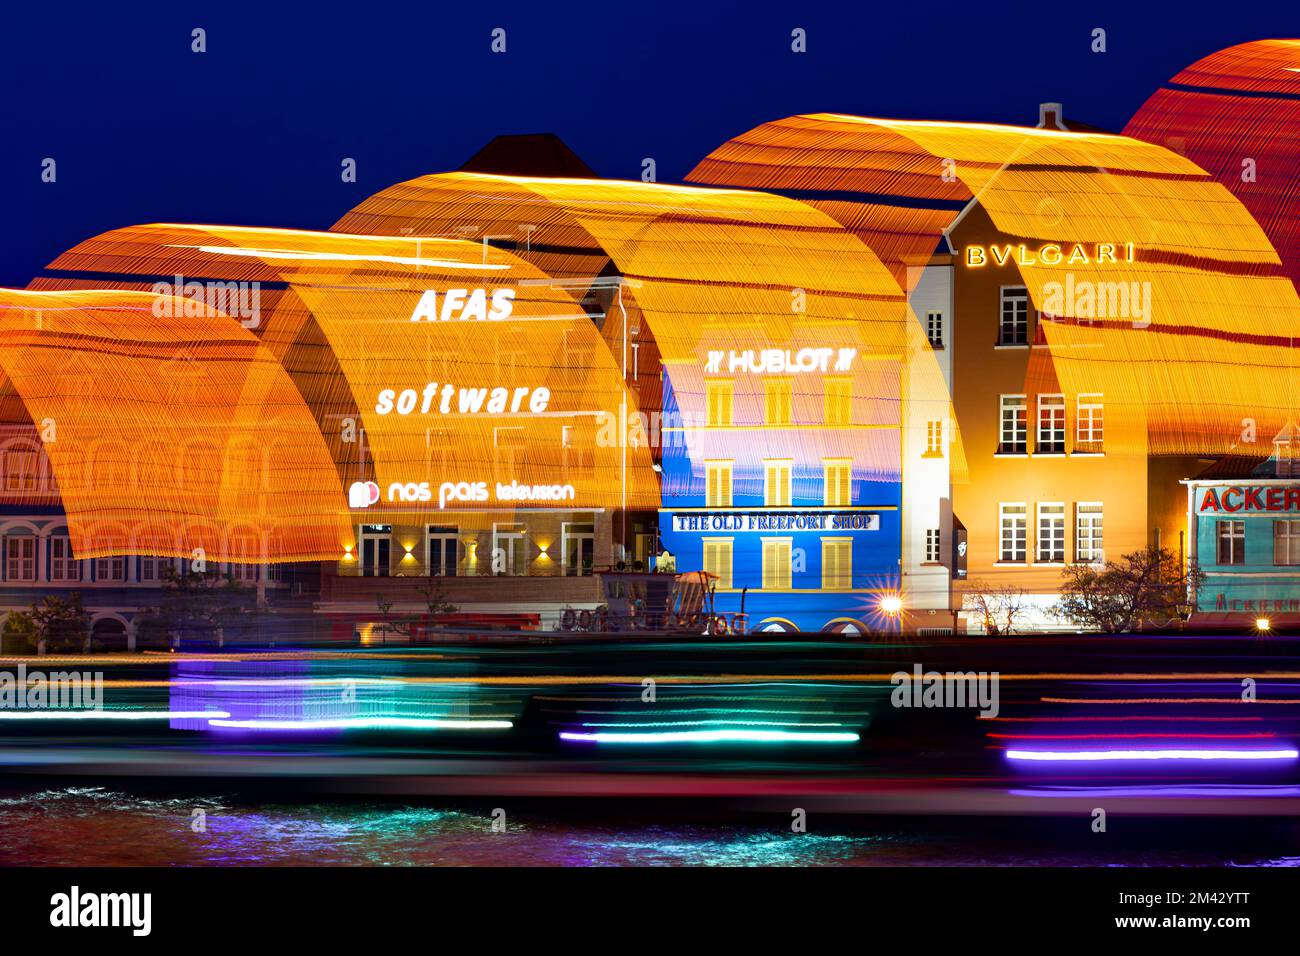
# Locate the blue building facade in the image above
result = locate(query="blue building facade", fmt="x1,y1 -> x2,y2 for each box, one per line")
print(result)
656,340 -> 903,635
1184,433 -> 1300,628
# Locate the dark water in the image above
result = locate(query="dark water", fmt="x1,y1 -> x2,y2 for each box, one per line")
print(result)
2,788 -> 1299,866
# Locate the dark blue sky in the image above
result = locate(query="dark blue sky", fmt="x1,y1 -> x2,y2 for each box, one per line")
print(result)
1,1 -> 1293,287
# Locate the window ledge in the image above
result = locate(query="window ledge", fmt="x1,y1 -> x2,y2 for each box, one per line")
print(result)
993,344 -> 1030,350
993,561 -> 1027,567
1034,562 -> 1066,568
1071,452 -> 1105,458
994,453 -> 1028,459
1032,452 -> 1066,458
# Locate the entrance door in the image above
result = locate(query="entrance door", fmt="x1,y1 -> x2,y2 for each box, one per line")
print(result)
492,523 -> 526,576
563,522 -> 595,576
427,525 -> 458,577
359,524 -> 391,577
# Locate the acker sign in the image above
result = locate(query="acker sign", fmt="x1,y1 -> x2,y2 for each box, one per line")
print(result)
670,511 -> 879,533
1196,485 -> 1300,513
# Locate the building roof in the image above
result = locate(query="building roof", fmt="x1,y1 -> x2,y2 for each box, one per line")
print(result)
460,134 -> 598,178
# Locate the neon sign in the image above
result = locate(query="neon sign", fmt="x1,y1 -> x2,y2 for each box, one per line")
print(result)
409,288 -> 515,322
705,348 -> 857,374
964,243 -> 1135,267
374,383 -> 551,415
671,511 -> 879,532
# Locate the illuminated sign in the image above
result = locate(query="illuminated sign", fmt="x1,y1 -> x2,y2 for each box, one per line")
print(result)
670,511 -> 879,533
705,348 -> 857,374
374,383 -> 550,416
964,243 -> 1135,268
349,479 -> 575,509
409,288 -> 515,322
1197,486 -> 1300,513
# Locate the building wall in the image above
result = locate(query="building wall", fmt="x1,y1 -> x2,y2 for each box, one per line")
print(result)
902,257 -> 956,627
1187,478 -> 1300,622
655,325 -> 903,634
948,206 -> 1152,631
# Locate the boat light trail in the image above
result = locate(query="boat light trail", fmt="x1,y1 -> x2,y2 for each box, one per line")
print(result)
1006,748 -> 1299,762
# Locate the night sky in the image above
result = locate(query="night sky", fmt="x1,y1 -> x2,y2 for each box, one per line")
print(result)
1,0 -> 1294,288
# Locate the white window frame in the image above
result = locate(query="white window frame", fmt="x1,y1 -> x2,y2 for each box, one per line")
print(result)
5,535 -> 37,582
1036,394 -> 1066,454
998,287 -> 1029,346
50,535 -> 81,582
1076,393 -> 1104,449
1274,519 -> 1300,567
1075,503 -> 1104,564
1217,519 -> 1246,566
999,395 -> 1027,454
1037,502 -> 1066,564
999,503 -> 1027,563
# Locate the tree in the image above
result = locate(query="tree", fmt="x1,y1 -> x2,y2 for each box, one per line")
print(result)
1057,547 -> 1203,633
375,579 -> 459,642
138,566 -> 267,646
2,593 -> 91,654
963,580 -> 1028,636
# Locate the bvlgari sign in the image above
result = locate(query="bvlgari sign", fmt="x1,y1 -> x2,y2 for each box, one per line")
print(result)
670,511 -> 879,533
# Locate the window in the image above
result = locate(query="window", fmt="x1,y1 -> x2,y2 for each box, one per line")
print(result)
95,555 -> 126,582
1274,520 -> 1300,566
702,538 -> 733,589
999,287 -> 1029,345
824,378 -> 852,426
705,461 -> 733,507
926,310 -> 944,348
999,504 -> 1027,563
140,555 -> 160,583
822,538 -> 852,590
925,528 -> 941,563
229,562 -> 258,584
427,525 -> 459,576
50,537 -> 80,582
1037,503 -> 1066,563
1076,394 -> 1104,451
1217,520 -> 1245,566
823,459 -> 851,507
705,380 -> 733,427
925,420 -> 944,456
2,447 -> 38,494
998,395 -> 1027,454
1076,503 -> 1104,563
5,535 -> 36,581
764,378 -> 793,426
1036,394 -> 1066,454
762,538 -> 793,590
764,460 -> 792,507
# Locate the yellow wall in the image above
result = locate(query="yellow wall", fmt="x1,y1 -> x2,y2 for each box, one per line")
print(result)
950,207 -> 1153,602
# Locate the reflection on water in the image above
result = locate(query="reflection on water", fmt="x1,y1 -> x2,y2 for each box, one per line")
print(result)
2,788 -> 1299,866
